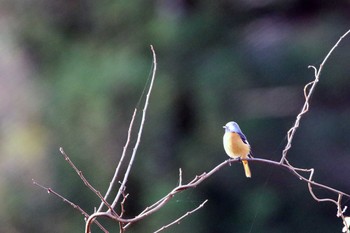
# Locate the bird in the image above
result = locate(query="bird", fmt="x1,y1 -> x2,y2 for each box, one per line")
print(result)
223,121 -> 251,178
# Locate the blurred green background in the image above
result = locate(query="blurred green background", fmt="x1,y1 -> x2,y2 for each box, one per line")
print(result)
0,0 -> 350,232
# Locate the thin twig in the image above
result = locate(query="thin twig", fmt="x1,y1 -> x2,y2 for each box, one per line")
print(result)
120,193 -> 129,218
307,168 -> 338,205
342,216 -> 350,233
118,193 -> 129,233
110,45 -> 157,209
86,212 -> 117,233
97,108 -> 137,212
280,29 -> 350,164
153,199 -> 208,233
250,158 -> 350,198
32,179 -> 89,218
32,180 -> 109,233
336,195 -> 349,233
178,168 -> 183,186
59,147 -> 117,216
278,29 -> 350,232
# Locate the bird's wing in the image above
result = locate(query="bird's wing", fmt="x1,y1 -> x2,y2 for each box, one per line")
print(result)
237,132 -> 249,145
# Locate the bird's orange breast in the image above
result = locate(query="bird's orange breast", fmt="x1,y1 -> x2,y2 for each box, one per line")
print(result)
223,132 -> 250,159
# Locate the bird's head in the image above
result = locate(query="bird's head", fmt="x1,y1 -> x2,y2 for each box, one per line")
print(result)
223,121 -> 242,133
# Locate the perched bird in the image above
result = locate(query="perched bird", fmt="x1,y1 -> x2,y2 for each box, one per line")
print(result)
223,121 -> 251,178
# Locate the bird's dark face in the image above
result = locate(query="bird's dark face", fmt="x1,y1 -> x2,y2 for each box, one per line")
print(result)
223,121 -> 241,133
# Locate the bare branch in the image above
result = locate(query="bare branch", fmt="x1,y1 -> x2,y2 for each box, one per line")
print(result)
250,158 -> 350,198
280,29 -> 350,164
127,157 -> 349,229
118,192 -> 129,233
307,168 -> 338,205
110,45 -> 158,209
178,168 -> 183,186
98,108 -> 137,212
48,154 -> 350,233
278,29 -> 350,231
86,212 -> 117,233
59,147 -> 117,216
86,158 -> 232,233
336,195 -> 349,233
153,199 -> 208,233
342,216 -> 350,233
32,179 -> 109,233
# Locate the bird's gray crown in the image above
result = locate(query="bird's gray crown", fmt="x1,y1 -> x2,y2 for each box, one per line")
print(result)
223,121 -> 242,133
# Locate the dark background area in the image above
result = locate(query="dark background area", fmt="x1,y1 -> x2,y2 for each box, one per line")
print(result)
0,0 -> 349,232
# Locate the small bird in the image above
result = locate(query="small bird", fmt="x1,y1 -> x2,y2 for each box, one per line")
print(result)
223,121 -> 251,178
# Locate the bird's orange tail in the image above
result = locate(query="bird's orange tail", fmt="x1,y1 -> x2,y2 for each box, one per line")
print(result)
242,160 -> 251,178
